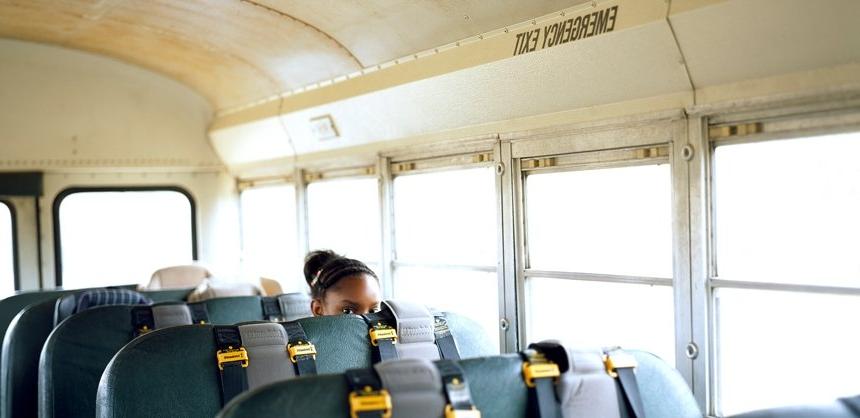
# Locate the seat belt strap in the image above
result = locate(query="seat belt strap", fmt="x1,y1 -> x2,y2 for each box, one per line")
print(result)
261,297 -> 283,321
434,315 -> 460,360
189,303 -> 209,324
282,321 -> 317,376
345,368 -> 392,418
130,306 -> 154,337
362,310 -> 399,363
214,326 -> 249,405
604,349 -> 646,418
520,344 -> 563,418
436,359 -> 481,417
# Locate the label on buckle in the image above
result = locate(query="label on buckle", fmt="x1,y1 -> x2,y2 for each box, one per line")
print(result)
350,390 -> 392,418
522,361 -> 560,387
369,327 -> 398,346
288,342 -> 317,363
216,347 -> 249,370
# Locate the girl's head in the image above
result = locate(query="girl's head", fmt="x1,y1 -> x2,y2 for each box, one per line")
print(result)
303,250 -> 381,316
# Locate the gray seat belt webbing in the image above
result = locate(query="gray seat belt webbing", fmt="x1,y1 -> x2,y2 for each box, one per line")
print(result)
522,342 -> 567,418
604,349 -> 646,418
283,321 -> 317,376
215,326 -> 249,405
436,359 -> 480,416
434,315 -> 460,360
362,309 -> 399,363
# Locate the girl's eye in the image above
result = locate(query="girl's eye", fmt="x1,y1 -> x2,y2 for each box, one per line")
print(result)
341,307 -> 355,315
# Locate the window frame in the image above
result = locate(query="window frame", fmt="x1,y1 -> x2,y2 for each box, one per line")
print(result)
386,151 -> 502,348
516,144 -> 676,363
51,186 -> 198,287
0,199 -> 19,292
701,106 -> 860,415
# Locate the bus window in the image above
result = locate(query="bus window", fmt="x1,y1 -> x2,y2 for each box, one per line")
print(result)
392,167 -> 499,352
524,164 -> 674,363
240,185 -> 299,291
56,189 -> 194,289
0,201 -> 15,297
713,132 -> 860,415
307,177 -> 380,270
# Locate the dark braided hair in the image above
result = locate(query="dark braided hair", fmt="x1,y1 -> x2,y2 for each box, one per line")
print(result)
303,250 -> 378,299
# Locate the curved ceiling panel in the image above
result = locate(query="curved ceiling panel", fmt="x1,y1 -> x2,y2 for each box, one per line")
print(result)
258,0 -> 581,66
0,0 -> 361,110
0,0 -> 584,112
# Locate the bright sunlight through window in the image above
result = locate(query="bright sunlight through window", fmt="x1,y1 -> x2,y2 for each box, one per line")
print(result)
307,178 -> 380,266
240,185 -> 300,292
392,167 -> 499,352
524,163 -> 673,360
58,190 -> 193,289
713,132 -> 860,415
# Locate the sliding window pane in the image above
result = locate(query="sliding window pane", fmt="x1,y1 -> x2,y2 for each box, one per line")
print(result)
393,168 -> 496,266
714,132 -> 860,286
58,190 -> 193,289
525,164 -> 672,277
716,288 -> 860,415
393,266 -> 499,353
240,185 -> 300,291
0,202 -> 14,297
308,178 -> 380,265
526,277 -> 675,363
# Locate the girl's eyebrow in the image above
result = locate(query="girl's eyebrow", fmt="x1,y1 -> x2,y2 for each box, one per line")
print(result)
339,299 -> 358,306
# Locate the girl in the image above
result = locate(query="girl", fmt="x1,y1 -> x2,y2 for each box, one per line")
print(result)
303,250 -> 382,316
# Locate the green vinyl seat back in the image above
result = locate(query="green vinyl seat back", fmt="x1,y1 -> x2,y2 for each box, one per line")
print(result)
1,299 -> 57,418
140,287 -> 194,303
0,290 -> 70,380
96,310 -> 494,418
217,350 -> 702,418
39,296 -> 268,418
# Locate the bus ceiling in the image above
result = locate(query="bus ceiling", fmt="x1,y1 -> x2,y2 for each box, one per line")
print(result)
0,0 -> 858,176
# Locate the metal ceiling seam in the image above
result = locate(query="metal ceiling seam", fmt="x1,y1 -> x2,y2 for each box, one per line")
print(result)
238,0 -> 364,68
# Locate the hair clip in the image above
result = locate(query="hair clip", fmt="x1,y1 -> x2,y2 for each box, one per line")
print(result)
310,269 -> 322,287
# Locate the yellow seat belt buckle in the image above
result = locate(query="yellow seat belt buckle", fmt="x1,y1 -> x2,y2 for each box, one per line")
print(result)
603,351 -> 637,378
287,341 -> 317,363
216,347 -> 250,371
138,324 -> 151,334
522,353 -> 560,388
445,404 -> 481,418
369,325 -> 398,347
349,388 -> 392,418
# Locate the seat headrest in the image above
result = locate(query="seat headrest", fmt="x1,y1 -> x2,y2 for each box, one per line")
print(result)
54,288 -> 152,326
144,265 -> 211,290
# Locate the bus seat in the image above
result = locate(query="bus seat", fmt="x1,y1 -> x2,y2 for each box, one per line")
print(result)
216,349 -> 701,418
261,293 -> 312,321
729,396 -> 860,418
53,288 -> 151,326
0,287 -> 195,418
140,287 -> 194,302
0,290 -> 71,381
0,299 -> 56,418
96,308 -> 493,418
187,280 -> 261,302
38,296 -> 267,418
258,277 -> 283,296
143,264 -> 211,290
